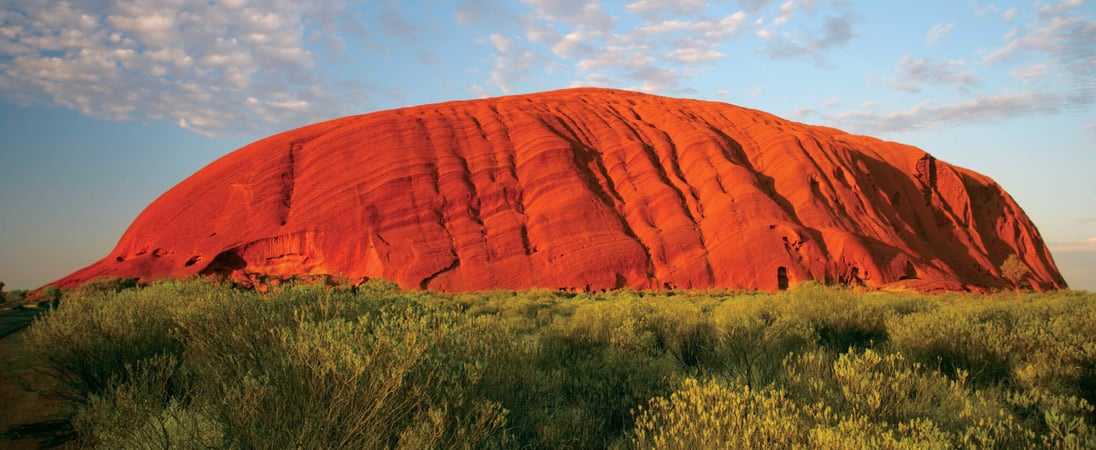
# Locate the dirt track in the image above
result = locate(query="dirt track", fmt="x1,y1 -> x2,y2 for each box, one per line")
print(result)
0,308 -> 45,339
0,309 -> 77,448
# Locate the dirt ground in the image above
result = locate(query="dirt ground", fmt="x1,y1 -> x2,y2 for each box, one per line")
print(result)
0,328 -> 78,448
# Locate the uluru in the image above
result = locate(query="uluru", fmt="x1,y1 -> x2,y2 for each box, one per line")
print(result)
52,88 -> 1065,292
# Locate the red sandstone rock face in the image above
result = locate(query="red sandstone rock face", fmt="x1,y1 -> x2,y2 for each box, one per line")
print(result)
53,88 -> 1066,292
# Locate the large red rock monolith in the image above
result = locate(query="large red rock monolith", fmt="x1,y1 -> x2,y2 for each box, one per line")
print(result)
53,88 -> 1066,292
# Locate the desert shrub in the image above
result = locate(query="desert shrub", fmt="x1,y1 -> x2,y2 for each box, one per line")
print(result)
532,307 -> 679,448
784,348 -> 1037,448
2,288 -> 28,303
808,415 -> 952,450
781,348 -> 841,407
779,281 -> 888,351
559,299 -> 663,353
886,306 -> 1014,386
708,306 -> 816,388
664,317 -> 720,370
1004,292 -> 1096,411
632,378 -> 831,449
182,301 -> 514,449
41,285 -> 63,303
535,345 -> 674,448
1007,388 -> 1095,448
887,290 -> 1096,409
830,350 -> 974,426
356,277 -> 403,294
642,299 -> 733,374
71,354 -> 221,449
28,279 -> 1096,448
26,281 -> 205,402
72,276 -> 140,294
192,316 -> 427,449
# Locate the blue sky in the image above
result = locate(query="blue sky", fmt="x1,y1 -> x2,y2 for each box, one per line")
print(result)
0,0 -> 1093,290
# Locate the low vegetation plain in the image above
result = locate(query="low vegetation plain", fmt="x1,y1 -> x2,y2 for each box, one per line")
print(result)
19,278 -> 1096,448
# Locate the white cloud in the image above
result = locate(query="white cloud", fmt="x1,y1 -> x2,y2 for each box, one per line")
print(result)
519,0 -> 615,32
468,84 -> 491,98
490,33 -> 514,52
625,0 -> 708,18
456,0 -> 518,26
0,0 -> 369,137
925,22 -> 955,46
551,31 -> 599,58
1012,63 -> 1048,80
106,13 -> 178,48
509,2 -> 749,95
983,2 -> 1095,83
483,0 -> 861,100
637,12 -> 748,40
524,18 -> 563,45
570,72 -> 619,88
1037,0 -> 1086,16
968,0 -> 1001,17
486,32 -> 552,94
826,2 -> 1094,138
492,48 -> 546,94
762,13 -> 854,61
892,56 -> 979,92
792,105 -> 814,118
773,0 -> 794,26
736,0 -> 777,12
827,90 -> 1078,134
573,41 -> 686,92
664,46 -> 725,63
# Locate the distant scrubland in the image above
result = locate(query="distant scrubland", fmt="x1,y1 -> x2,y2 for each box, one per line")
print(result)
26,279 -> 1096,448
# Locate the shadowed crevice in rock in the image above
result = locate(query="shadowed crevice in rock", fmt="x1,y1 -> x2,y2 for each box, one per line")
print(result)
198,249 -> 246,278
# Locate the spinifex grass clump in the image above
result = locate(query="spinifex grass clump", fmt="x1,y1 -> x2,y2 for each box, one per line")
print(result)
27,279 -> 1096,449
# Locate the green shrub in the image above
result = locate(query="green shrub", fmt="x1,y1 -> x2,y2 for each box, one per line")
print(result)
534,314 -> 678,448
779,281 -> 888,351
27,283 -> 195,402
809,415 -> 951,450
182,301 -> 515,448
27,280 -> 1096,448
887,290 -> 1096,410
73,276 -> 140,294
709,308 -> 816,388
784,348 -> 1037,448
72,354 -> 220,449
886,306 -> 1014,386
632,378 -> 830,449
1007,387 -> 1095,448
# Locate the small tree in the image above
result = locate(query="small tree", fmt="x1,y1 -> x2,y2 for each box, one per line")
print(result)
0,280 -> 5,303
41,286 -> 62,304
1000,254 -> 1030,295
